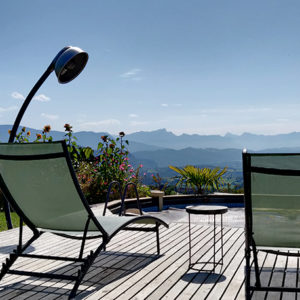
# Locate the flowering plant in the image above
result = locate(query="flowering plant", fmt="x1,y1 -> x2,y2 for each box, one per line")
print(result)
76,132 -> 136,203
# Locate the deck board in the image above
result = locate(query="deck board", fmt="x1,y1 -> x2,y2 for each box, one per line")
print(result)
0,220 -> 299,299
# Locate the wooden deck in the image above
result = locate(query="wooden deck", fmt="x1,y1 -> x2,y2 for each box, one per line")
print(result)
0,216 -> 299,299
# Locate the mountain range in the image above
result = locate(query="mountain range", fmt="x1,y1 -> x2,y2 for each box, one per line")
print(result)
2,125 -> 300,171
2,125 -> 300,151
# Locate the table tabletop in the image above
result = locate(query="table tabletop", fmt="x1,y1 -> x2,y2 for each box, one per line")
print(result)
186,205 -> 228,215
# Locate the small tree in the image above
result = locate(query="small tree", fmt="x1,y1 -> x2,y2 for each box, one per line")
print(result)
169,165 -> 227,195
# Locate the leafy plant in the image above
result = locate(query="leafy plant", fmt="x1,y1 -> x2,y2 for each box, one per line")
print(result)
75,132 -> 141,203
169,165 -> 227,195
151,173 -> 169,191
11,127 -> 31,143
63,123 -> 94,163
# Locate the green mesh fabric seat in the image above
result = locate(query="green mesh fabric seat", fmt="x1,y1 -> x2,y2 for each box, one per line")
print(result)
243,151 -> 300,299
0,141 -> 168,299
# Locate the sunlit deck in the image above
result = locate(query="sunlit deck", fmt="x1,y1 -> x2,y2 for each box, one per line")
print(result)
0,209 -> 298,299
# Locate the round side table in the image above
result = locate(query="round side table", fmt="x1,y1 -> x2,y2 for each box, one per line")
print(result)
186,205 -> 228,271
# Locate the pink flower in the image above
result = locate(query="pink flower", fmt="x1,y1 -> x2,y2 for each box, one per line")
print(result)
128,164 -> 132,167
129,169 -> 134,173
151,174 -> 154,177
143,172 -> 146,176
132,175 -> 136,178
124,157 -> 129,161
140,164 -> 143,168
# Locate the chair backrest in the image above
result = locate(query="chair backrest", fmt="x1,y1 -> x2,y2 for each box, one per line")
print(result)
0,141 -> 104,234
243,152 -> 300,249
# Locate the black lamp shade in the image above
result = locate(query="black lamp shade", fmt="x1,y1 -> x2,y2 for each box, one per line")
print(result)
55,47 -> 88,84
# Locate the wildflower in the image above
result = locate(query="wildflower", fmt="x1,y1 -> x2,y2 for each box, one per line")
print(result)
124,157 -> 129,161
109,143 -> 115,149
132,175 -> 136,178
119,131 -> 125,137
22,127 -> 26,132
129,169 -> 134,173
101,135 -> 108,142
64,123 -> 72,132
140,164 -> 143,168
27,131 -> 31,136
43,125 -> 51,133
143,172 -> 146,176
36,133 -> 42,140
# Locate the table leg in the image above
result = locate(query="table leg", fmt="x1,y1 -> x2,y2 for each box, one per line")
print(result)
221,213 -> 224,265
188,213 -> 191,268
213,213 -> 216,272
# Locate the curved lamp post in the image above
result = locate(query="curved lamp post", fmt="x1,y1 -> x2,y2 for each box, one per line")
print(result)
5,46 -> 88,229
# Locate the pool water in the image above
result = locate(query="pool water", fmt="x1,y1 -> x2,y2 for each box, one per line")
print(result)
143,202 -> 244,212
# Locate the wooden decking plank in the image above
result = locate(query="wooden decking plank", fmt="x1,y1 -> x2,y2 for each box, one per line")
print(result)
62,224 -> 178,298
80,223 -> 199,299
281,253 -> 298,300
111,225 -> 215,300
159,228 -> 238,300
266,252 -> 288,300
149,230 -> 234,299
17,227 -> 164,300
0,223 -> 155,299
177,228 -> 243,300
86,224 -> 210,299
135,227 -> 228,300
2,218 -> 300,300
0,237 -> 110,298
39,223 -> 174,299
222,251 -> 268,299
134,227 -> 235,300
250,251 -> 277,300
199,229 -> 245,300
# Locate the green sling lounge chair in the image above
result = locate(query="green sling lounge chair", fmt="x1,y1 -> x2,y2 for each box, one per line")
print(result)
0,141 -> 168,299
243,151 -> 300,299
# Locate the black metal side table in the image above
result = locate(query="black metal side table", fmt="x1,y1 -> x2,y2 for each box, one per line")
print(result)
186,205 -> 228,271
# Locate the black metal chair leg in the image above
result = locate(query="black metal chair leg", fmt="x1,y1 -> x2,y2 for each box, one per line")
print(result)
245,248 -> 251,300
251,240 -> 261,288
69,242 -> 105,299
156,222 -> 160,255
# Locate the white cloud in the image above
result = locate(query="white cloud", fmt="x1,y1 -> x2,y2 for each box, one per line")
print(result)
41,113 -> 59,120
174,103 -> 182,107
78,119 -> 121,131
11,92 -> 25,100
81,119 -> 121,127
120,68 -> 142,80
129,113 -> 138,118
0,105 -> 18,113
130,121 -> 149,126
161,103 -> 168,107
34,94 -> 50,102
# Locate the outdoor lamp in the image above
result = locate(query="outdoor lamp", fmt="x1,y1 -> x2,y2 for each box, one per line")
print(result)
5,46 -> 88,228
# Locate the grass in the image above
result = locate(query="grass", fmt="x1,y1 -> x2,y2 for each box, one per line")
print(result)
0,212 -> 21,232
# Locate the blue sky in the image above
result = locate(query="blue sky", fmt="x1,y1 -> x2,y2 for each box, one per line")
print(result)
1,0 -> 300,136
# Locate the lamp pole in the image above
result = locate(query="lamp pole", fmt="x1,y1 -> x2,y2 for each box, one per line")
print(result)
5,46 -> 88,229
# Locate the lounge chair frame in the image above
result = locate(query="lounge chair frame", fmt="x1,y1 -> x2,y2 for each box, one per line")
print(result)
0,141 -> 168,299
243,152 -> 300,299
